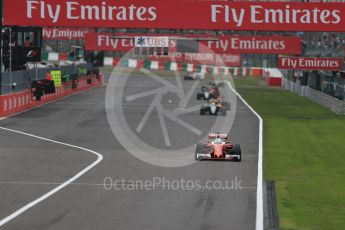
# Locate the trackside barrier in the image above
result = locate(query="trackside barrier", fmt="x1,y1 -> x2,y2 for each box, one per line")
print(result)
128,59 -> 138,68
242,68 -> 249,77
263,69 -> 283,86
232,68 -> 241,76
0,74 -> 104,118
104,57 -> 114,66
102,57 -> 285,86
251,68 -> 264,77
282,80 -> 345,115
150,61 -> 159,70
267,78 -> 283,86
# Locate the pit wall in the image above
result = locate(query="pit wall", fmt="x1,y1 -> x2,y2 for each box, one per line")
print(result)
0,75 -> 104,118
1,64 -> 93,94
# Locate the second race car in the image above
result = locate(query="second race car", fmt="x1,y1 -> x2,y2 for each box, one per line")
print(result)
200,99 -> 227,115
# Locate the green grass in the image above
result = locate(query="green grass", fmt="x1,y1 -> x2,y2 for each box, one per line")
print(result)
235,77 -> 345,230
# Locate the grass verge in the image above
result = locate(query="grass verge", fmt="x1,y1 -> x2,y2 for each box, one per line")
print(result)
235,77 -> 345,230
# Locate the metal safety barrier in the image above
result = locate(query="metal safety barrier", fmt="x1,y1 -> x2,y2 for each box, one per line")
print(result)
0,74 -> 104,118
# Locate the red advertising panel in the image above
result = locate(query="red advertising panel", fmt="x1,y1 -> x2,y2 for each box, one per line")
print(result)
4,1 -> 345,32
201,36 -> 301,55
86,32 -> 300,55
184,53 -> 241,66
85,33 -> 134,51
278,57 -> 343,71
43,27 -> 91,40
149,53 -> 241,67
85,32 -> 177,52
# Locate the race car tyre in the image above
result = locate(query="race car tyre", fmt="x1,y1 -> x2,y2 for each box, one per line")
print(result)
200,106 -> 209,115
233,144 -> 242,162
219,109 -> 227,116
223,102 -> 231,111
225,103 -> 231,111
195,143 -> 204,161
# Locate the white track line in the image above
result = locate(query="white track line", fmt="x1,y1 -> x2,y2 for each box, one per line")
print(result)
0,127 -> 104,227
0,181 -> 258,190
226,81 -> 264,230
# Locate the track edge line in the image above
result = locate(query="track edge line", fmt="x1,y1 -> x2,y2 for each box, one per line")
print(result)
226,81 -> 263,230
0,127 -> 104,227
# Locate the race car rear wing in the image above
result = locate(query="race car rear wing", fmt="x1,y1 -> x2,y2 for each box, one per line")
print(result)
208,133 -> 228,139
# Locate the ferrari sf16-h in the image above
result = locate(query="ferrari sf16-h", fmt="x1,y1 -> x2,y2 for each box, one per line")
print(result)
195,133 -> 241,161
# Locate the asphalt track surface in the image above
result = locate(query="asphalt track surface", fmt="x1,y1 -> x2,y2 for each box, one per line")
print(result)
0,73 -> 259,230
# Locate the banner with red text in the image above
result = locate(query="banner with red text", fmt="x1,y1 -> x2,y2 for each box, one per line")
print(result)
43,27 -> 91,40
278,57 -> 343,71
85,32 -> 300,55
149,53 -> 241,67
85,33 -> 133,51
201,36 -> 301,55
85,32 -> 177,52
4,1 -> 345,32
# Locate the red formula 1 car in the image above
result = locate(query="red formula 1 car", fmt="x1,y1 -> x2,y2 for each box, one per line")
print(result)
195,133 -> 241,162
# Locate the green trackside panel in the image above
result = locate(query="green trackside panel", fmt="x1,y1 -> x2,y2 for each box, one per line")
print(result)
41,52 -> 49,61
68,54 -> 75,61
220,67 -> 225,74
197,65 -> 202,73
121,59 -> 129,67
63,74 -> 71,81
144,59 -> 151,69
165,62 -> 171,70
182,63 -> 188,72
